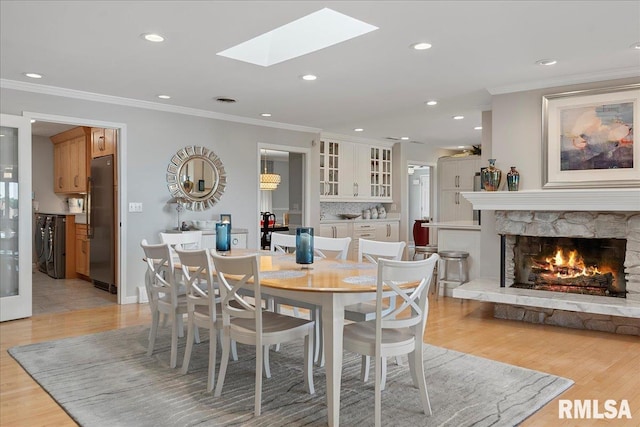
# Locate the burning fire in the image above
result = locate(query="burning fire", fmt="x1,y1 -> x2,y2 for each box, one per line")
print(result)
541,248 -> 604,278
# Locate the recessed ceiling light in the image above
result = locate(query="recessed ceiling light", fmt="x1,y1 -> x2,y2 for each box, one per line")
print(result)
536,59 -> 557,66
157,95 -> 171,99
142,33 -> 165,42
24,72 -> 43,79
354,128 -> 364,132
30,119 -> 36,123
453,115 -> 464,120
400,136 -> 410,140
425,100 -> 438,106
301,74 -> 317,81
457,146 -> 465,149
216,8 -> 378,67
631,42 -> 640,50
261,113 -> 272,117
474,126 -> 482,130
411,42 -> 432,50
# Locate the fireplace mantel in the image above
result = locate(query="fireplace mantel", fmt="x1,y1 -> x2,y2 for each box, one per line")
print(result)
461,189 -> 640,212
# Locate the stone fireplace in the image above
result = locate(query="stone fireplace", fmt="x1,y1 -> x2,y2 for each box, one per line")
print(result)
496,210 -> 638,301
455,189 -> 640,336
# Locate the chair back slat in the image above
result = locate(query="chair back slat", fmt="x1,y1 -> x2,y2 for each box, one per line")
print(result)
140,239 -> 179,307
358,238 -> 406,264
376,255 -> 439,333
270,232 -> 297,253
314,236 -> 351,260
211,254 -> 261,324
174,248 -> 217,317
160,231 -> 203,250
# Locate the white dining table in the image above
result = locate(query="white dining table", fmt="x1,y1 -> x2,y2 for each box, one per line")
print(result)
227,250 -> 382,427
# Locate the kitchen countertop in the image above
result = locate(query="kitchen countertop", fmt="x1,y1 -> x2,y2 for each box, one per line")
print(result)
320,217 -> 400,224
165,228 -> 248,234
421,221 -> 480,230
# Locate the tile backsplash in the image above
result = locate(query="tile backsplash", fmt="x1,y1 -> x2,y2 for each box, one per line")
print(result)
320,202 -> 393,220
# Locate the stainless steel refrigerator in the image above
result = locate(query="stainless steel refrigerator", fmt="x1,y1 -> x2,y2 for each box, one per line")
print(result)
88,155 -> 115,293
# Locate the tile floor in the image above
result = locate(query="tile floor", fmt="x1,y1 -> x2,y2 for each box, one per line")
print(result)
32,270 -> 117,316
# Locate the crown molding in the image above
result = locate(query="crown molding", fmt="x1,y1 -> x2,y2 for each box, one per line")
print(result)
0,79 -> 321,134
487,67 -> 640,95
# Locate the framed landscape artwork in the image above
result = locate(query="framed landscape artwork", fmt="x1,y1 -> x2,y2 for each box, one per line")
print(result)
542,83 -> 640,188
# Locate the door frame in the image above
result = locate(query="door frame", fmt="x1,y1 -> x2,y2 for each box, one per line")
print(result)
257,143 -> 310,248
0,114 -> 33,321
23,111 -> 128,304
405,159 -> 436,244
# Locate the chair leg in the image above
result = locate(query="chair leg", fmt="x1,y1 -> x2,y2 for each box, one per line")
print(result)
180,315 -> 196,374
231,339 -> 238,361
374,354 -> 382,427
304,333 -> 315,394
194,325 -> 201,344
263,345 -> 271,378
170,313 -> 180,368
361,355 -> 370,382
147,311 -> 160,356
176,313 -> 184,338
207,327 -> 217,393
255,343 -> 263,417
412,346 -> 432,416
214,328 -> 231,397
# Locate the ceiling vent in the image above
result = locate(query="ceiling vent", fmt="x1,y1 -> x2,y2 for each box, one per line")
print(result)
215,97 -> 237,103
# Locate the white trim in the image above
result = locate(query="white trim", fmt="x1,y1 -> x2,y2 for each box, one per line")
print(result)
461,189 -> 640,211
2,79 -> 321,134
487,67 -> 640,95
22,111 -> 129,305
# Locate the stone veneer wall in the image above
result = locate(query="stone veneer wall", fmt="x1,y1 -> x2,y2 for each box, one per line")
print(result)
494,304 -> 640,336
495,211 -> 640,303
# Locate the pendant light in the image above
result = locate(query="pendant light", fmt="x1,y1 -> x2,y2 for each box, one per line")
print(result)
260,149 -> 281,190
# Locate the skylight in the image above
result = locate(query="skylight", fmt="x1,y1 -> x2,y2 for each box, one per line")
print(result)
216,8 -> 378,67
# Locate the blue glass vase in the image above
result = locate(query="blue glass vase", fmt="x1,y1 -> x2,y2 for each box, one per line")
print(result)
215,222 -> 231,252
296,227 -> 314,265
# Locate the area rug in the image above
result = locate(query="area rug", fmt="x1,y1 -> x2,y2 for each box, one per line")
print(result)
8,325 -> 573,427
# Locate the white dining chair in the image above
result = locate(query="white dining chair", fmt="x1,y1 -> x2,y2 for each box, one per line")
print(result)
174,248 -> 221,392
345,238 -> 406,381
269,232 -> 297,253
343,254 -> 439,427
159,231 -> 203,250
212,253 -> 315,417
314,236 -> 351,260
140,239 -> 190,368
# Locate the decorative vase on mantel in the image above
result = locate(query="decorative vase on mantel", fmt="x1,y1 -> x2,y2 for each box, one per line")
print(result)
481,159 -> 502,191
506,166 -> 520,191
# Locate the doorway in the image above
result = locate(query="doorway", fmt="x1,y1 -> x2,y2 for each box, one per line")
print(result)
257,144 -> 310,249
407,163 -> 433,245
26,112 -> 125,309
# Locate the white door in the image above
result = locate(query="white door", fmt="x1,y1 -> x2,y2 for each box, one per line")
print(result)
0,114 -> 32,321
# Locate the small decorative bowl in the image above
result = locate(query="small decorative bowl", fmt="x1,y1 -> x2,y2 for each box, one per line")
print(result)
339,214 -> 361,220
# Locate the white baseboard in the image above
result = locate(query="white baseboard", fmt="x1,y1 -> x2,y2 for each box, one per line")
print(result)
137,286 -> 149,303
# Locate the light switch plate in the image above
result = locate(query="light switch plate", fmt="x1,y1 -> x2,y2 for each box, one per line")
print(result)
128,202 -> 143,212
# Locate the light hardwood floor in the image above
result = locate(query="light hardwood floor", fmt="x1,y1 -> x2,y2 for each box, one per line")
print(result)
1,293 -> 638,426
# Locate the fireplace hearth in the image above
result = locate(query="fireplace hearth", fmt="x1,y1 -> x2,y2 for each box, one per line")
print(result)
509,236 -> 626,298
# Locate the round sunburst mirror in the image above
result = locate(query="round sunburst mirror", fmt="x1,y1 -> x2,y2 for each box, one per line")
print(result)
166,146 -> 226,211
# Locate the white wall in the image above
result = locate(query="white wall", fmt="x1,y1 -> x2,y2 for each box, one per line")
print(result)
32,135 -> 67,213
480,76 -> 640,279
2,87 -> 319,301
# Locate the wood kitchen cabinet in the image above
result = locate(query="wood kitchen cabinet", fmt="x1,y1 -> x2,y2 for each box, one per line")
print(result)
91,127 -> 116,158
374,220 -> 399,242
319,136 -> 393,202
438,155 -> 480,222
320,220 -> 401,260
51,127 -> 90,194
75,224 -> 90,277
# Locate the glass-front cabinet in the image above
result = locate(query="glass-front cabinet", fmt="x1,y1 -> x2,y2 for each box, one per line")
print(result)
319,136 -> 393,202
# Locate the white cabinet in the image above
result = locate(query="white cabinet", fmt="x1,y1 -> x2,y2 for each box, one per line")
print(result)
200,232 -> 247,249
320,137 -> 393,202
438,156 -> 480,222
322,220 -> 400,260
374,221 -> 399,242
